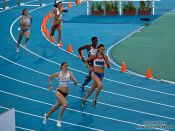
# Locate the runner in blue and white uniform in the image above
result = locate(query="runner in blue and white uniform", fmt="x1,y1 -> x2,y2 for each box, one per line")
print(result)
43,62 -> 77,127
78,36 -> 98,91
82,44 -> 110,107
16,8 -> 32,53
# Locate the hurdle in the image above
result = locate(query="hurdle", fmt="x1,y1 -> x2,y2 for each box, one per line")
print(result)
18,0 -> 46,7
55,0 -> 76,4
0,0 -> 10,10
85,0 -> 160,15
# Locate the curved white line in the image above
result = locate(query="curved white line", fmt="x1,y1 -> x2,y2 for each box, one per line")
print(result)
1,73 -> 175,122
0,105 -> 104,131
1,55 -> 175,109
9,16 -> 175,97
106,15 -> 175,84
0,89 -> 170,131
9,0 -> 175,97
0,0 -> 39,13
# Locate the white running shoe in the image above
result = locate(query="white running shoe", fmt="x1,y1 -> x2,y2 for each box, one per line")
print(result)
23,44 -> 26,48
43,113 -> 48,125
16,48 -> 19,53
57,120 -> 61,127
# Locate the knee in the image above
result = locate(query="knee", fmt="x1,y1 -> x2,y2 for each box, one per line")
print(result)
52,105 -> 59,110
62,103 -> 67,109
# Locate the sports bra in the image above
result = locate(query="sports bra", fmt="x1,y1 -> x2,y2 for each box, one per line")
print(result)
93,54 -> 106,67
21,16 -> 31,26
53,8 -> 62,19
58,71 -> 71,87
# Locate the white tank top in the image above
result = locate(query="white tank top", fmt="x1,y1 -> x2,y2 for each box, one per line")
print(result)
53,8 -> 62,19
22,16 -> 31,26
88,46 -> 98,57
58,71 -> 71,87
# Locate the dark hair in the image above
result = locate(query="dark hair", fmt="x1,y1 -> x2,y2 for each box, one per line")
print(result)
91,36 -> 98,42
22,8 -> 28,15
54,1 -> 62,8
98,44 -> 105,49
60,62 -> 67,69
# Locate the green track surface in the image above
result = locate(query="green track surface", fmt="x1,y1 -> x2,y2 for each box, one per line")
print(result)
111,13 -> 175,82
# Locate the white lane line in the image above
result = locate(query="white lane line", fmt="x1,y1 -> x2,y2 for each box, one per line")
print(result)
16,126 -> 36,131
0,0 -> 10,4
0,73 -> 175,122
10,2 -> 175,97
0,0 -> 39,13
0,105 -> 104,131
20,4 -> 41,7
1,55 -> 175,109
9,14 -> 175,98
106,16 -> 175,85
0,90 -> 170,131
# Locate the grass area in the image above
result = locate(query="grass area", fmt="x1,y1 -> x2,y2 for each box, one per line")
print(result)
111,13 -> 175,82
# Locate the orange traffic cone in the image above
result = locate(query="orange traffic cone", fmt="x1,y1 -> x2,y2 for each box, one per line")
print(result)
50,36 -> 55,43
121,62 -> 126,72
76,0 -> 81,4
48,11 -> 52,18
68,1 -> 72,8
146,68 -> 153,79
45,29 -> 50,38
67,44 -> 73,53
58,41 -> 63,47
41,25 -> 46,33
45,15 -> 49,22
42,19 -> 46,26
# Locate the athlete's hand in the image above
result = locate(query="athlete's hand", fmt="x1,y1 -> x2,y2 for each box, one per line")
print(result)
49,85 -> 53,91
107,65 -> 111,69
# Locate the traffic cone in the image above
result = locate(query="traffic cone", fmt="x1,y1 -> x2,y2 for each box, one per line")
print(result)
45,29 -> 50,38
76,0 -> 81,4
42,25 -> 46,33
67,44 -> 73,53
42,18 -> 46,26
50,36 -> 55,43
121,62 -> 126,72
68,1 -> 72,8
58,41 -> 63,47
45,15 -> 49,22
146,68 -> 153,79
48,11 -> 52,18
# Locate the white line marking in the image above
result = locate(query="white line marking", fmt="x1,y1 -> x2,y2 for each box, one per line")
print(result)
0,73 -> 175,122
20,4 -> 40,7
106,16 -> 175,84
16,126 -> 36,131
9,12 -> 175,97
0,90 -> 170,131
0,105 -> 104,131
1,55 -> 175,109
0,0 -> 39,13
0,0 -> 10,4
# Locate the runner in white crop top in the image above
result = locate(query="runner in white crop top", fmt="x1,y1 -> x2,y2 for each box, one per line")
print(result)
43,62 -> 77,127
